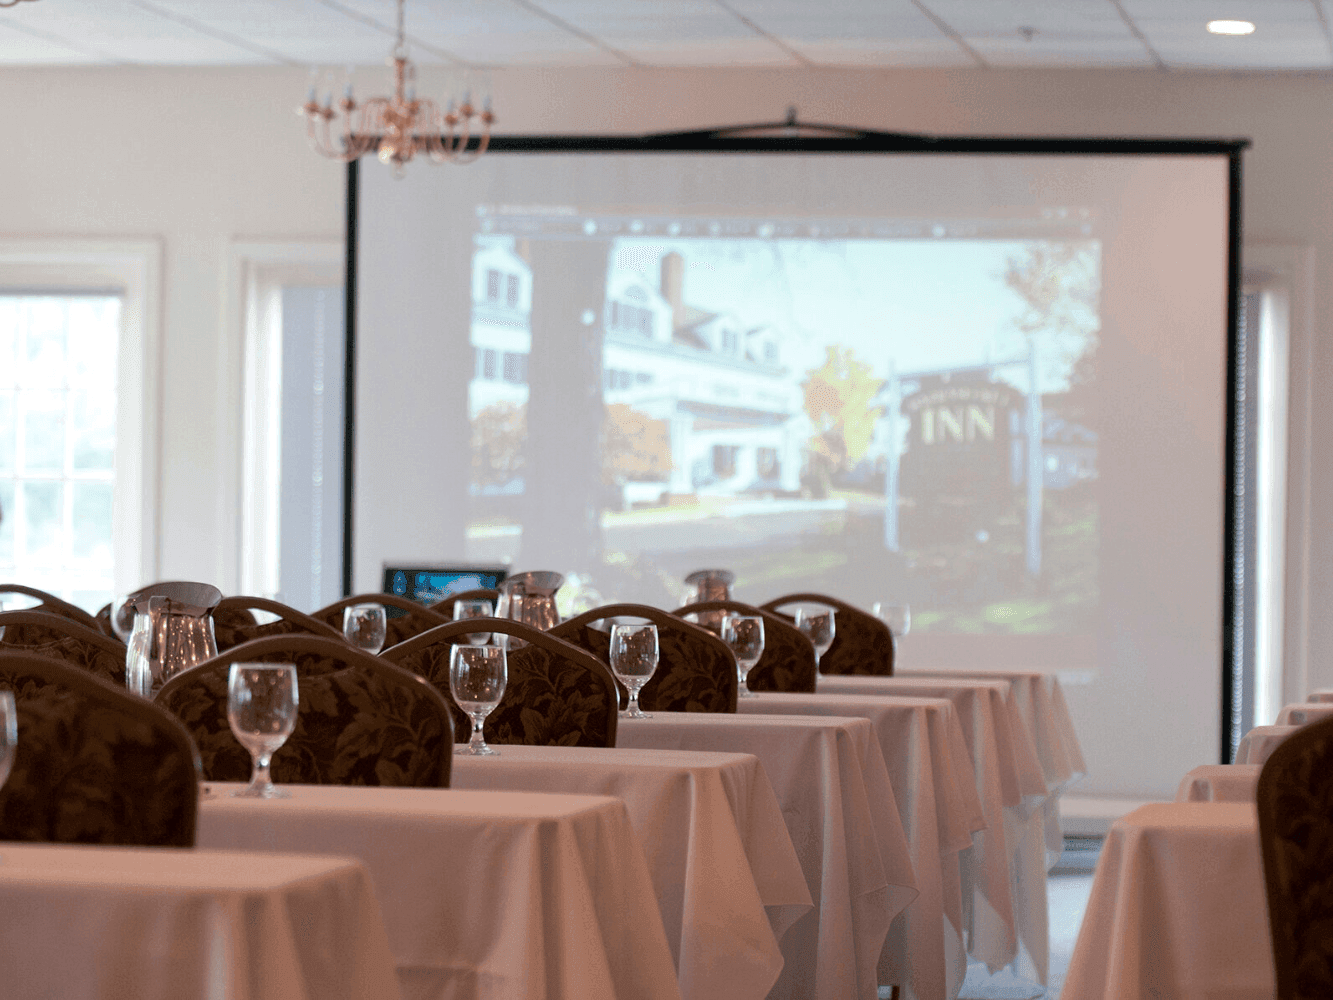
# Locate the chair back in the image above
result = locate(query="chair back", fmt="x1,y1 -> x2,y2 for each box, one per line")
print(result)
1257,713 -> 1333,1000
428,588 -> 502,619
760,592 -> 894,676
0,585 -> 101,644
0,652 -> 200,846
314,593 -> 451,648
212,595 -> 342,651
553,603 -> 738,713
676,600 -> 817,693
384,618 -> 619,748
155,635 -> 453,788
0,611 -> 128,686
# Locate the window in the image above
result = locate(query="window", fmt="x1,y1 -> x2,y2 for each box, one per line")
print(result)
482,349 -> 498,380
764,341 -> 778,363
722,329 -> 738,354
486,269 -> 501,302
712,445 -> 738,479
0,295 -> 118,610
0,239 -> 159,612
756,447 -> 779,479
506,273 -> 520,308
502,352 -> 527,385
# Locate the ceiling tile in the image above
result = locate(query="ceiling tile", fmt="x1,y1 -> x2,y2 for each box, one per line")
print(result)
724,0 -> 974,65
1120,0 -> 1331,69
0,0 -> 282,65
922,0 -> 1154,66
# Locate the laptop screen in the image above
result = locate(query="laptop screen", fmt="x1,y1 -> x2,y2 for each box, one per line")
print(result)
382,565 -> 509,606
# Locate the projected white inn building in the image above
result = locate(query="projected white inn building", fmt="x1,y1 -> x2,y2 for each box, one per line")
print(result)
470,242 -> 805,500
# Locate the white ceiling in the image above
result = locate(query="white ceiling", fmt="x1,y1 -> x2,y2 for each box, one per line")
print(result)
0,0 -> 1329,72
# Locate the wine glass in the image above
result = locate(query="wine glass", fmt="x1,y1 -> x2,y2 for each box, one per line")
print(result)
453,598 -> 494,645
610,622 -> 658,719
873,603 -> 911,638
721,614 -> 764,698
793,605 -> 836,671
0,691 -> 15,791
343,603 -> 387,655
227,663 -> 298,798
450,644 -> 507,756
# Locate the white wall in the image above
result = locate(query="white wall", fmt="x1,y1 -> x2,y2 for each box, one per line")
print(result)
0,63 -> 1327,792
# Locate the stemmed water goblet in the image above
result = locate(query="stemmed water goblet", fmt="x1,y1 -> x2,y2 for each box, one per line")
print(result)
873,603 -> 911,639
793,604 -> 836,672
227,663 -> 298,798
453,598 -> 494,645
343,603 -> 388,655
721,613 -> 764,698
610,622 -> 658,718
450,644 -> 507,756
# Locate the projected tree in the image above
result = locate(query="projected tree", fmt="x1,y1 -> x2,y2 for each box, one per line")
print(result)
602,404 -> 671,485
1002,241 -> 1100,397
801,346 -> 885,494
471,402 -> 526,488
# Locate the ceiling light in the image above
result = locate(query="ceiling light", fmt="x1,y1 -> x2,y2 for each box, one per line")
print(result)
297,0 -> 493,173
1206,20 -> 1256,35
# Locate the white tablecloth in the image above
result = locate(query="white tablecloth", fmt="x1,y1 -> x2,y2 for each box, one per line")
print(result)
1062,803 -> 1275,1000
1175,763 -> 1261,803
1236,724 -> 1297,765
1275,702 -> 1333,726
0,843 -> 401,1000
199,785 -> 682,1000
738,691 -> 981,1000
900,668 -> 1087,861
817,675 -> 1050,981
450,744 -> 811,1000
616,711 -> 914,1000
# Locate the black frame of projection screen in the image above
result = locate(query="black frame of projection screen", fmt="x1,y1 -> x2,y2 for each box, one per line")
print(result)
343,127 -> 1249,764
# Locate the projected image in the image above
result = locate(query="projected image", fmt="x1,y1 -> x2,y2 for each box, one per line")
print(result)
465,223 -> 1099,634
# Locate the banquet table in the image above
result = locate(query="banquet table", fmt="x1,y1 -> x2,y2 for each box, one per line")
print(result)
1275,702 -> 1333,726
817,675 -> 1050,982
448,744 -> 811,1000
1236,724 -> 1298,765
1061,803 -> 1275,1000
736,691 -> 982,1000
199,785 -> 682,1000
0,842 -> 401,1000
615,711 -> 915,1000
1175,763 -> 1261,803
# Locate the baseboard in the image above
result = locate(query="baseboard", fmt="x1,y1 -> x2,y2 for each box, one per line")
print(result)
1060,795 -> 1161,836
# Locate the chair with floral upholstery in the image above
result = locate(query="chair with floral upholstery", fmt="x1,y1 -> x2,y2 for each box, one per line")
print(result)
383,618 -> 619,748
428,588 -> 501,619
0,585 -> 102,645
552,603 -> 738,713
212,595 -> 342,652
1257,713 -> 1333,1000
155,634 -> 453,788
314,593 -> 451,649
760,593 -> 894,676
0,611 -> 128,686
675,599 -> 817,693
0,651 -> 200,846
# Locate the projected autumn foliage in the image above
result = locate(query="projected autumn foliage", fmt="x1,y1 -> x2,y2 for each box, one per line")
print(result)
802,346 -> 885,474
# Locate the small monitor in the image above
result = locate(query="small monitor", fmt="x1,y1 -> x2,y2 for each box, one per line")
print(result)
382,564 -> 509,606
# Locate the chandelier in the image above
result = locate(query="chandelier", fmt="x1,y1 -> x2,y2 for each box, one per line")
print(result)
298,0 -> 493,172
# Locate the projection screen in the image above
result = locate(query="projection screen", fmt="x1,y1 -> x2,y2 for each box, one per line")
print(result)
350,133 -> 1241,799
